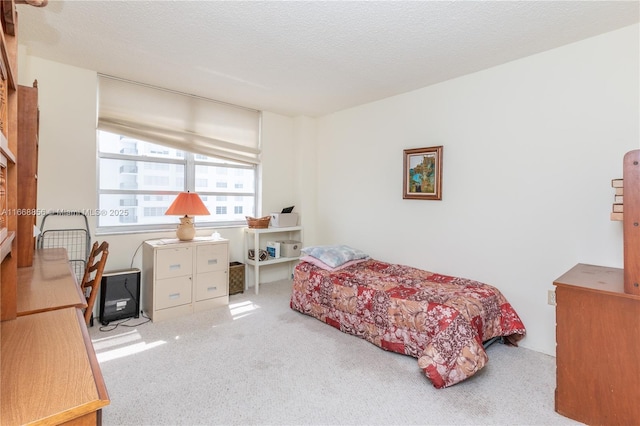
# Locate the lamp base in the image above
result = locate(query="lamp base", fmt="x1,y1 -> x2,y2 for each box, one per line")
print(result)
176,216 -> 196,241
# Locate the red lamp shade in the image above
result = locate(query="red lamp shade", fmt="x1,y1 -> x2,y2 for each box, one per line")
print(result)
165,192 -> 210,216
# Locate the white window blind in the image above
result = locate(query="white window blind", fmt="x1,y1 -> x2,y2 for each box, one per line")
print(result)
97,74 -> 261,164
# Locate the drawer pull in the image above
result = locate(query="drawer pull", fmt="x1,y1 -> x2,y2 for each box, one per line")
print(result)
169,293 -> 181,299
169,264 -> 181,271
207,259 -> 218,265
207,286 -> 217,291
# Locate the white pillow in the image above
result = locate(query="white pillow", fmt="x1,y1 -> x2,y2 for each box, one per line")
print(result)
300,245 -> 369,268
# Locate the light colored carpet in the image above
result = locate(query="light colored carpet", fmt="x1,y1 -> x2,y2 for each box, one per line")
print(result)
90,279 -> 582,426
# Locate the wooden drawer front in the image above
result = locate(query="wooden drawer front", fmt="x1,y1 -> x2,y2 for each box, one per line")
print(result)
155,246 -> 192,279
195,271 -> 227,302
155,276 -> 192,310
196,244 -> 226,273
555,286 -> 640,425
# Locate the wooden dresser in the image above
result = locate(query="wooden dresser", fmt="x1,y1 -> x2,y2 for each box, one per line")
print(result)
554,263 -> 640,425
1,249 -> 109,425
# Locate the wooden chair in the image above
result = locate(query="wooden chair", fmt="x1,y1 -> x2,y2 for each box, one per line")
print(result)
80,241 -> 109,326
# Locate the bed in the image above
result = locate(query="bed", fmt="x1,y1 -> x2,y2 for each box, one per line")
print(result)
289,245 -> 526,388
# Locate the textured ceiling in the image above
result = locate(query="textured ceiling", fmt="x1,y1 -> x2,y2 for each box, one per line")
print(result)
16,1 -> 640,117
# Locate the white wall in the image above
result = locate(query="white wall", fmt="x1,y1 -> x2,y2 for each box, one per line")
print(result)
18,55 -> 298,292
313,24 -> 639,356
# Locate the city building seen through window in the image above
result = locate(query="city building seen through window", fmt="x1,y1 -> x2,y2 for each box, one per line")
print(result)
97,130 -> 257,232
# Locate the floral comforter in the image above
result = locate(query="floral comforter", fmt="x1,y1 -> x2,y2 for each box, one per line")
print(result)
290,259 -> 526,388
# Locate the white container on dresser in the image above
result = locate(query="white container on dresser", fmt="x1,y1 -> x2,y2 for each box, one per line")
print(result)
142,237 -> 229,322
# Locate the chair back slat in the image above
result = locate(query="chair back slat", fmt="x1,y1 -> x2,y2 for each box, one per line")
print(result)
80,241 -> 109,326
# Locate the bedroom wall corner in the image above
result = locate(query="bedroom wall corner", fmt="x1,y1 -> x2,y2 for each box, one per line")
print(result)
260,111 -> 297,217
292,115 -> 318,245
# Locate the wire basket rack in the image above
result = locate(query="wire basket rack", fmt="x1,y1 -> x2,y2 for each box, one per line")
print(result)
37,211 -> 90,282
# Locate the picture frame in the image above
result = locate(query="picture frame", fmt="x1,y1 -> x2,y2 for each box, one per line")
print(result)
403,145 -> 443,200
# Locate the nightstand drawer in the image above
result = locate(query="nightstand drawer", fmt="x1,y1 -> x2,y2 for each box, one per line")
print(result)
195,271 -> 227,301
196,244 -> 227,273
155,246 -> 193,279
155,276 -> 192,310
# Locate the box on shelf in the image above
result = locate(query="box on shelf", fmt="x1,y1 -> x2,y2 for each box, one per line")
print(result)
270,213 -> 298,228
266,241 -> 280,258
277,240 -> 302,257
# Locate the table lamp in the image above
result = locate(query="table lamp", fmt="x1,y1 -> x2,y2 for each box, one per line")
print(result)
165,191 -> 210,241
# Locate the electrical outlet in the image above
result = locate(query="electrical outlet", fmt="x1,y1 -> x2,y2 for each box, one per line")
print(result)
547,289 -> 556,306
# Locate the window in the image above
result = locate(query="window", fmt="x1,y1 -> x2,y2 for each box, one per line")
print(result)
97,131 -> 257,232
96,74 -> 261,234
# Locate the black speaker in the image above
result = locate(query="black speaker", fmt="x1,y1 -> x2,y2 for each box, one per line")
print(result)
99,268 -> 141,325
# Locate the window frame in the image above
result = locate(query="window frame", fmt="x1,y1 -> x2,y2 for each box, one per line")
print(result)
96,131 -> 258,235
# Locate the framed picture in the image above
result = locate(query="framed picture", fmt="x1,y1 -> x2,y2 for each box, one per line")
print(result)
403,145 -> 443,200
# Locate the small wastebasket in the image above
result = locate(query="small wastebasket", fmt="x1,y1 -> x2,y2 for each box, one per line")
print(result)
229,262 -> 245,295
